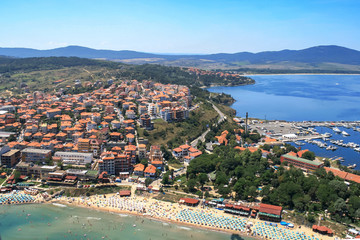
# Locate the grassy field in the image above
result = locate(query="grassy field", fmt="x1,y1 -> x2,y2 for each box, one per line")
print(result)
0,178 -> 6,185
0,65 -> 118,97
143,102 -> 218,147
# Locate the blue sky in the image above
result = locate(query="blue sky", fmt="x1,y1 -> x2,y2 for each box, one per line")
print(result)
0,0 -> 359,53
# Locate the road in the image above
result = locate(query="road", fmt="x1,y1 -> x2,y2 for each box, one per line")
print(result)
190,102 -> 226,147
212,103 -> 226,124
0,169 -> 15,187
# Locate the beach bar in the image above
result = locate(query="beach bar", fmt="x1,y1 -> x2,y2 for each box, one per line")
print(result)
179,198 -> 199,206
312,225 -> 333,236
224,204 -> 251,216
258,203 -> 282,222
119,190 -> 131,197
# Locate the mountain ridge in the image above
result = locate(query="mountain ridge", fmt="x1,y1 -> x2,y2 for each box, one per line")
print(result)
0,45 -> 360,66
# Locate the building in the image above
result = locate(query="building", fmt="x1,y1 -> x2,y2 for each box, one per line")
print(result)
16,162 -> 42,178
258,203 -> 282,222
144,164 -> 157,178
0,144 -> 11,166
160,107 -> 172,122
139,113 -> 153,130
78,138 -> 90,152
149,145 -> 162,162
21,148 -> 52,163
133,163 -> 145,177
224,204 -> 251,217
98,156 -> 115,175
280,154 -> 323,171
1,149 -> 21,167
179,198 -> 199,206
40,165 -> 57,179
324,167 -> 360,184
54,151 -> 93,165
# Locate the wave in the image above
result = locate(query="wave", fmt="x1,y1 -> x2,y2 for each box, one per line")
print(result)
178,226 -> 191,231
52,203 -> 67,208
86,217 -> 101,220
162,223 -> 170,226
118,214 -> 128,217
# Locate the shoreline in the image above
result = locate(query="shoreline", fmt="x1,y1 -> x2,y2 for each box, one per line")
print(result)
243,73 -> 360,76
52,199 -> 260,239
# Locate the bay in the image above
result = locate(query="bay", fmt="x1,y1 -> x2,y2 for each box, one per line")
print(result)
0,204 -> 251,240
208,74 -> 360,121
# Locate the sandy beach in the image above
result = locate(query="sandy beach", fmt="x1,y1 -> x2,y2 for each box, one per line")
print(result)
52,194 -> 336,240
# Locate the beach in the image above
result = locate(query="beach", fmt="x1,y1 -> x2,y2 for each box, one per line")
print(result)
52,194 -> 335,240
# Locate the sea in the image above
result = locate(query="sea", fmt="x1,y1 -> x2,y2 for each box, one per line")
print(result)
208,74 -> 360,170
0,203 -> 252,240
208,74 -> 360,122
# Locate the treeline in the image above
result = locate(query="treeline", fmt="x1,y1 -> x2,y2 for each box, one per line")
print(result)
0,56 -> 121,74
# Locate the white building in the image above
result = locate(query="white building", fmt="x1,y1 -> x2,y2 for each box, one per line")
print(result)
54,151 -> 93,165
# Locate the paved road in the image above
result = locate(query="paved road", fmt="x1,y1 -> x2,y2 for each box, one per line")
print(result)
190,102 -> 226,147
212,103 -> 226,124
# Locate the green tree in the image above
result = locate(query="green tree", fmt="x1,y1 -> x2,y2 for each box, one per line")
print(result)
13,170 -> 21,183
145,178 -> 153,187
187,179 -> 197,192
198,173 -> 208,189
302,151 -> 315,160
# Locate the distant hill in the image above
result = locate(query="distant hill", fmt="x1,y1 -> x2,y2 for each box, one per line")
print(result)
1,45 -> 360,70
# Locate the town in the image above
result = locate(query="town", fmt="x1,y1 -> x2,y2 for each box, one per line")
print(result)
0,77 -> 359,239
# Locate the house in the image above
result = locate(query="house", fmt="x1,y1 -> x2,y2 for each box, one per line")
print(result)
144,164 -> 157,178
133,163 -> 145,177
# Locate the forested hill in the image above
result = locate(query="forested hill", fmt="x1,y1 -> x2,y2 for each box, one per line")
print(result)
0,56 -> 253,96
0,56 -> 121,73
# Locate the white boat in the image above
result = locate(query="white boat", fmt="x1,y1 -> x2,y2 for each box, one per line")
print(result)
323,132 -> 332,138
348,164 -> 357,169
342,131 -> 350,136
333,127 -> 341,133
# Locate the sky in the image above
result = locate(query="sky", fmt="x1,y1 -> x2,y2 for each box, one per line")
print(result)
0,0 -> 359,54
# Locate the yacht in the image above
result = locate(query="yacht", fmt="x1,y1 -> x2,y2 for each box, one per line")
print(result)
342,131 -> 350,136
333,127 -> 341,133
348,164 -> 357,169
323,132 -> 332,138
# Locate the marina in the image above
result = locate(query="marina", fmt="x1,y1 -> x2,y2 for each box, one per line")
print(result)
249,121 -> 360,170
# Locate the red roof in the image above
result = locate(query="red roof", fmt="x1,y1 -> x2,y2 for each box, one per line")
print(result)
312,225 -> 333,234
180,198 -> 199,204
259,203 -> 282,216
119,190 -> 131,196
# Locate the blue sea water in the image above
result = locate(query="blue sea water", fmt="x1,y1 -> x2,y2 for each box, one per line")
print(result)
208,74 -> 360,121
0,204 -> 251,240
208,75 -> 360,169
290,126 -> 360,170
